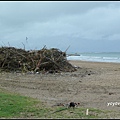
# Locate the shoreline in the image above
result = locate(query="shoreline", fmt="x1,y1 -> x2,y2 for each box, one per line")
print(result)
67,53 -> 120,63
68,60 -> 120,65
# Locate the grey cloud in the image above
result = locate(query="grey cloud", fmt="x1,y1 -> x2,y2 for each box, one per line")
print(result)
0,1 -> 120,52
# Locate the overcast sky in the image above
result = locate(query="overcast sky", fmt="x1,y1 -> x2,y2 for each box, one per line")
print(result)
0,1 -> 120,53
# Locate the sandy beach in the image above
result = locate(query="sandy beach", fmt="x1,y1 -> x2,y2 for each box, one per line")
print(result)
0,60 -> 120,113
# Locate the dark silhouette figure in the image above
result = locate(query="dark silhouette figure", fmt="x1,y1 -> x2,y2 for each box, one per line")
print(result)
70,102 -> 75,107
68,102 -> 80,109
68,102 -> 76,109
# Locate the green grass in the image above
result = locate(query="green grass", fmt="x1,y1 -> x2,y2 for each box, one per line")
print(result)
0,88 -> 118,118
0,88 -> 50,118
47,106 -> 109,119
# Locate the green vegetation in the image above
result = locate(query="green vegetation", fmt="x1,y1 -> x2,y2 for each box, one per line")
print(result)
47,106 -> 110,119
0,88 -> 50,118
0,88 -> 118,118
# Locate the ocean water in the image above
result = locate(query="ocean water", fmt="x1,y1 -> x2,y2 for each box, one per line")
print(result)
67,52 -> 120,63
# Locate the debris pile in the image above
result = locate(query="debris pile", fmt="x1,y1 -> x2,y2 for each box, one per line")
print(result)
0,46 -> 76,73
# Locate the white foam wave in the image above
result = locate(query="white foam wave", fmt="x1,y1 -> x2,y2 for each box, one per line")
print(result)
67,55 -> 120,63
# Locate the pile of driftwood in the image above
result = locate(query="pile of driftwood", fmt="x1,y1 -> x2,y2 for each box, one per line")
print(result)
0,46 -> 76,73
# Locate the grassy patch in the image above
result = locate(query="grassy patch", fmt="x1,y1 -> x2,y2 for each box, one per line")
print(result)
0,88 -> 118,118
0,88 -> 50,118
46,106 -> 110,119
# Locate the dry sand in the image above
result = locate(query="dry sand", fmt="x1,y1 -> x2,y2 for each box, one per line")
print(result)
0,60 -> 120,113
